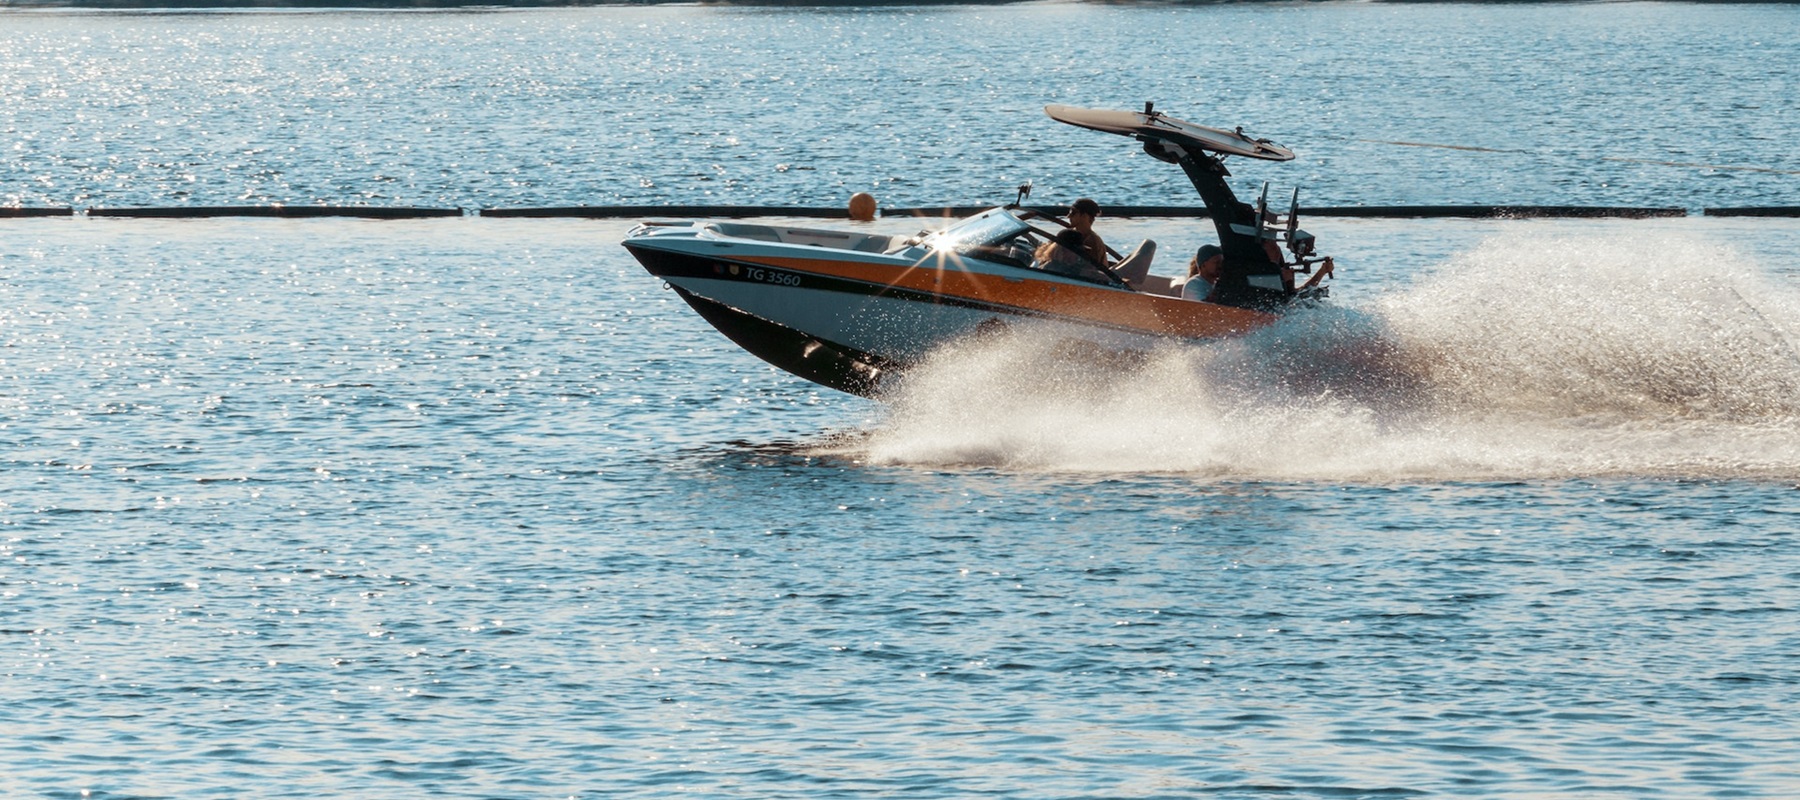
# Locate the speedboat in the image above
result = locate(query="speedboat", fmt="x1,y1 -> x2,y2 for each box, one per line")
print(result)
621,103 -> 1334,397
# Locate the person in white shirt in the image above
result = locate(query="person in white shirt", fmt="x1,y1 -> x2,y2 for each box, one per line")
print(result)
1181,244 -> 1224,301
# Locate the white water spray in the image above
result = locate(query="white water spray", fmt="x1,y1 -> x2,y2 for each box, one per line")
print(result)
846,230 -> 1800,480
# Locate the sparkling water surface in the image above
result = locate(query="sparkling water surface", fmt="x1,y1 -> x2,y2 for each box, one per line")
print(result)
4,4 -> 1800,799
0,3 -> 1796,209
5,214 -> 1799,798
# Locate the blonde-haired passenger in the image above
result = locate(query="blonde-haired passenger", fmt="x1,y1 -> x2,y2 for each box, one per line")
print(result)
1181,244 -> 1224,302
1034,228 -> 1110,283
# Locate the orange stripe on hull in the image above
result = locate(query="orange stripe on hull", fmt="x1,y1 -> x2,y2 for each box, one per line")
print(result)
741,253 -> 1279,339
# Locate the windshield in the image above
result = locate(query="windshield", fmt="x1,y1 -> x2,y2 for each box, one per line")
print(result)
910,207 -> 1122,286
916,209 -> 1061,270
924,209 -> 1032,252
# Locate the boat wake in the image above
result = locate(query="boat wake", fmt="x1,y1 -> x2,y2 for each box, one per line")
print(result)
837,230 -> 1800,481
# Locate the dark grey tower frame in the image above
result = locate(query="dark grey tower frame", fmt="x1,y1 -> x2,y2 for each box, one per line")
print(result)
1141,137 -> 1291,310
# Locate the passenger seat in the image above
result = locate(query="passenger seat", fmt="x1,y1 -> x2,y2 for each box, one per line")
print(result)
1111,239 -> 1157,288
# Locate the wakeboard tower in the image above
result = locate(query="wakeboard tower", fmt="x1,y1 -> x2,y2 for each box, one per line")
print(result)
1046,103 -> 1328,309
621,103 -> 1334,397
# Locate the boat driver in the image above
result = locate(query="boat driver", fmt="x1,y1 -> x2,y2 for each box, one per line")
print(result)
1068,197 -> 1158,288
1067,198 -> 1109,268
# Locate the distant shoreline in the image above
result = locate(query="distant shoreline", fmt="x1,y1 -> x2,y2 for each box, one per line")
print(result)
14,0 -> 1024,7
7,0 -> 1019,7
4,0 -> 1791,8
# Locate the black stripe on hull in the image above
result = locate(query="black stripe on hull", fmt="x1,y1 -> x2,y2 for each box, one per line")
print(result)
672,287 -> 893,398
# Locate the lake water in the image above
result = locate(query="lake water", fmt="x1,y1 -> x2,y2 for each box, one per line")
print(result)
1,3 -> 1797,210
4,5 -> 1800,799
